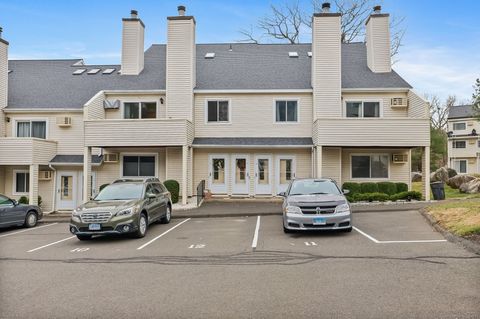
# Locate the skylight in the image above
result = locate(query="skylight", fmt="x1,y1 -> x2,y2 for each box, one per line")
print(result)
72,69 -> 86,75
72,60 -> 85,66
87,68 -> 101,74
205,52 -> 215,59
102,68 -> 116,74
288,52 -> 299,58
8,70 -> 12,74
307,52 -> 312,57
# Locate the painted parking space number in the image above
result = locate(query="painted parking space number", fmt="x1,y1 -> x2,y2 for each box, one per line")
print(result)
304,242 -> 317,246
70,247 -> 90,252
188,244 -> 206,249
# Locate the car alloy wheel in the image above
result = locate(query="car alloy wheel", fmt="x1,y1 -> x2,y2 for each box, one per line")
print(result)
139,215 -> 147,235
25,212 -> 37,228
161,206 -> 171,224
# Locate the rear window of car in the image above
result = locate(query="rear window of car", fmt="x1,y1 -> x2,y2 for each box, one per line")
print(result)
289,180 -> 341,195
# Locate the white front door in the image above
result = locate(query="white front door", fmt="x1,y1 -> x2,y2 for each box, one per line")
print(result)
56,171 -> 77,210
208,155 -> 229,194
254,155 -> 272,195
276,155 -> 296,194
232,154 -> 250,195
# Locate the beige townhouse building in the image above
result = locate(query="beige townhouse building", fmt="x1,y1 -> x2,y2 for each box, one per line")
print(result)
447,105 -> 480,174
0,5 -> 431,212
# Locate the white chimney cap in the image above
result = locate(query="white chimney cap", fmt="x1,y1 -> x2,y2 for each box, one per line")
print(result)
178,5 -> 186,16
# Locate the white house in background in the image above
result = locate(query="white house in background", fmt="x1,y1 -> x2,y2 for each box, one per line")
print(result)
0,4 -> 430,211
447,105 -> 480,174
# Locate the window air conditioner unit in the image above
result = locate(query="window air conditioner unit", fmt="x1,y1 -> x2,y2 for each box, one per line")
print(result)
390,97 -> 408,107
104,153 -> 119,163
38,171 -> 52,180
392,154 -> 408,163
56,116 -> 72,127
103,99 -> 120,109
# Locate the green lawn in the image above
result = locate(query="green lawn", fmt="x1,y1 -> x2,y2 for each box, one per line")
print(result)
426,199 -> 480,236
412,182 -> 480,200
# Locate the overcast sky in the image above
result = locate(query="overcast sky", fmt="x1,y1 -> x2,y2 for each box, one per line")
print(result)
1,0 -> 478,102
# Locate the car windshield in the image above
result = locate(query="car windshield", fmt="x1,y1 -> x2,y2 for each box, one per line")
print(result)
94,183 -> 144,200
289,180 -> 341,195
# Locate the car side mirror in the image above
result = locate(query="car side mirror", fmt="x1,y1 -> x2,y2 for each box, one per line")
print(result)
278,192 -> 286,197
146,193 -> 156,199
11,199 -> 18,206
343,189 -> 350,195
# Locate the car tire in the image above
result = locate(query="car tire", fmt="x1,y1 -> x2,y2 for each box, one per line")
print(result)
76,234 -> 92,241
342,227 -> 353,233
283,226 -> 293,233
160,205 -> 172,224
133,213 -> 148,238
24,211 -> 38,228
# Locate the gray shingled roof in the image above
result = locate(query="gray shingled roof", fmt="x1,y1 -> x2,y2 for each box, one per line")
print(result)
448,105 -> 476,119
50,155 -> 103,164
7,43 -> 411,109
193,137 -> 313,146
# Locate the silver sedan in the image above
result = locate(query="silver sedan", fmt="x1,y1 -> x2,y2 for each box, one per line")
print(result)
279,178 -> 352,233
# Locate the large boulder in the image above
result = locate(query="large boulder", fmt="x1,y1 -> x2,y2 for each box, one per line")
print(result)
411,172 -> 422,182
430,167 -> 449,183
447,174 -> 476,189
459,178 -> 480,194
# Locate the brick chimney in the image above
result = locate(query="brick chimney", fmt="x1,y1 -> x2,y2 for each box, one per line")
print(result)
311,2 -> 342,119
0,27 -> 8,137
166,5 -> 196,120
121,10 -> 145,75
365,5 -> 391,73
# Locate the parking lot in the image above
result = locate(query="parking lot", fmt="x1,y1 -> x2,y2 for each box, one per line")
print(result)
1,208 -> 479,318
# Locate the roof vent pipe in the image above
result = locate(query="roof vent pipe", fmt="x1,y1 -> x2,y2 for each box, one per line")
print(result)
130,10 -> 138,18
373,5 -> 381,14
178,5 -> 186,16
321,2 -> 331,13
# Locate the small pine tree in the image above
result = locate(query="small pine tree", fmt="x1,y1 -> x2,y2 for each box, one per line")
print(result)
473,78 -> 480,119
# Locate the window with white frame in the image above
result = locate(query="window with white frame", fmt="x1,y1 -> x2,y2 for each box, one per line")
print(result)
351,155 -> 389,179
453,140 -> 466,148
122,156 -> 155,177
207,100 -> 229,122
345,101 -> 381,118
453,160 -> 467,174
275,100 -> 298,122
16,120 -> 46,139
14,171 -> 30,193
452,122 -> 466,131
123,102 -> 157,119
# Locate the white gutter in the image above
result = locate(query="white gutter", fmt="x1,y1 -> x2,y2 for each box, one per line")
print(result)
342,87 -> 410,93
49,162 -> 102,167
103,90 -> 166,95
4,108 -> 83,113
193,89 -> 313,94
192,144 -> 313,149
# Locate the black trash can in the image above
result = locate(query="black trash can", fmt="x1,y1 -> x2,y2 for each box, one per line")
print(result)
430,181 -> 445,200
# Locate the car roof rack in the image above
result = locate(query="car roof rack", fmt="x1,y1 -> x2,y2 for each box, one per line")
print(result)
112,177 -> 160,184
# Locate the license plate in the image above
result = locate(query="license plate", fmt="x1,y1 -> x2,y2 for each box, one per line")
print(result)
88,223 -> 101,231
313,217 -> 326,225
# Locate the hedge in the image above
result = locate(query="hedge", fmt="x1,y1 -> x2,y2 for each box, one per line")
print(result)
342,182 -> 361,196
377,182 -> 397,195
17,196 -> 43,206
349,191 -> 422,202
164,179 -> 180,204
360,182 -> 378,193
390,191 -> 422,202
395,182 -> 408,193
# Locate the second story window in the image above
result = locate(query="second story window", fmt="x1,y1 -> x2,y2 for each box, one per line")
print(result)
453,140 -> 466,148
346,101 -> 380,118
207,100 -> 229,123
452,122 -> 466,131
16,120 -> 46,139
124,102 -> 157,119
275,100 -> 298,122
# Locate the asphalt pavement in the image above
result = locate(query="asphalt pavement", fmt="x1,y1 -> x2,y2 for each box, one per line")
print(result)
0,209 -> 479,319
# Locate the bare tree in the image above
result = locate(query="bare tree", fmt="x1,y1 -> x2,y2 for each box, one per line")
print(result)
239,0 -> 405,60
428,94 -> 457,131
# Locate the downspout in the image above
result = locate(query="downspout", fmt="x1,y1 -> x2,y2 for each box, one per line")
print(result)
49,164 -> 57,212
311,146 -> 315,178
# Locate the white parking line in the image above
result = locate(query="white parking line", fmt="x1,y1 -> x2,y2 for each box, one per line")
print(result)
0,223 -> 58,238
251,216 -> 261,250
137,218 -> 191,250
353,226 -> 447,244
27,236 -> 76,253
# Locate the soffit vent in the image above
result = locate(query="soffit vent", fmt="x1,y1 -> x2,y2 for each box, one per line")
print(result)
205,52 -> 215,59
87,68 -> 101,74
288,52 -> 299,57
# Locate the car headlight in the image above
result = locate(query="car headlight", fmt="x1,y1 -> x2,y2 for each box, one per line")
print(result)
115,207 -> 136,217
284,205 -> 302,214
335,203 -> 350,213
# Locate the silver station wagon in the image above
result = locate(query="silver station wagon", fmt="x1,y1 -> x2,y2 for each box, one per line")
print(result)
280,178 -> 352,233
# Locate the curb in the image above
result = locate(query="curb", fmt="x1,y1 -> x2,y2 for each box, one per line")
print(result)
420,208 -> 480,255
